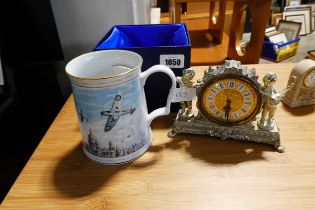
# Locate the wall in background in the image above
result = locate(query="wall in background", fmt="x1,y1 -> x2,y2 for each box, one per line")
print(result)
50,0 -> 151,61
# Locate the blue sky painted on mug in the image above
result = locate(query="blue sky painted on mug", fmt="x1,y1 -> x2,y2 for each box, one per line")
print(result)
72,79 -> 140,122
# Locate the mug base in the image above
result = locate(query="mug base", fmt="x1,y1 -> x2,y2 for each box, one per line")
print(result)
82,135 -> 152,165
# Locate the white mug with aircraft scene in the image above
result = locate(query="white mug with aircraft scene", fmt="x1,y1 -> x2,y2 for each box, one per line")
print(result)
66,50 -> 176,164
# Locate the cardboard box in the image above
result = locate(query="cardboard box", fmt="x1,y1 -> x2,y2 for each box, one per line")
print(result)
94,24 -> 191,112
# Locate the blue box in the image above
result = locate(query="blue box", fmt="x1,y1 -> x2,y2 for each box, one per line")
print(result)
261,38 -> 300,62
94,24 -> 191,112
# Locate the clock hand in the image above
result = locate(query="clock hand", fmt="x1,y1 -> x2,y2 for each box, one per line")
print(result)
223,98 -> 232,121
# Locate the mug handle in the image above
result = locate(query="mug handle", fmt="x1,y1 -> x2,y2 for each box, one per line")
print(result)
140,65 -> 176,125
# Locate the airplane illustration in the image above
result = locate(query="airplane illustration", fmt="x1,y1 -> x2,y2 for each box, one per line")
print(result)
100,92 -> 136,132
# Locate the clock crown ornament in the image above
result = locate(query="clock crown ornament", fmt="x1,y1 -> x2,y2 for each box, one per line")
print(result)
196,60 -> 260,96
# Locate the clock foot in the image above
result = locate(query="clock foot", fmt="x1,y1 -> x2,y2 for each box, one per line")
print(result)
275,145 -> 285,153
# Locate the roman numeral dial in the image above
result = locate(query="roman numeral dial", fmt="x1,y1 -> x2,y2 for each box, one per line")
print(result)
199,76 -> 261,125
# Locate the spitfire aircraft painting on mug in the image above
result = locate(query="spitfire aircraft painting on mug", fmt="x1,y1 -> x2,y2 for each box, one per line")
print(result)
100,92 -> 136,132
71,79 -> 150,161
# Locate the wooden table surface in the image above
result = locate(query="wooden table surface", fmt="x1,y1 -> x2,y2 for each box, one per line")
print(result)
2,63 -> 315,209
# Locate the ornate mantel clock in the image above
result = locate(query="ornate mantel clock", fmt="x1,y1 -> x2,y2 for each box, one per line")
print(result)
168,60 -> 294,152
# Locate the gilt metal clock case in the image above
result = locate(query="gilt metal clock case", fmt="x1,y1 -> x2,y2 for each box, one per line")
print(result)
168,60 -> 285,152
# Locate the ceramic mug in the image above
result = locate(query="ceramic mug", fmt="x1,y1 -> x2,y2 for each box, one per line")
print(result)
66,50 -> 176,164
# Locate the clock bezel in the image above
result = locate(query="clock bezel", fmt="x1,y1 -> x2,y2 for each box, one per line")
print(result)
197,73 -> 263,126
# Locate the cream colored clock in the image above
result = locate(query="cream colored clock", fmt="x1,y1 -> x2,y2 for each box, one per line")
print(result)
282,59 -> 315,108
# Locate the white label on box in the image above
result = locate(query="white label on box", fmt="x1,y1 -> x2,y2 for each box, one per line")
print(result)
160,54 -> 184,68
172,87 -> 196,103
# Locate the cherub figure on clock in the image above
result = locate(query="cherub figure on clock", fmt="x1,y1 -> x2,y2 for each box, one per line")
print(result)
176,68 -> 195,120
258,72 -> 295,130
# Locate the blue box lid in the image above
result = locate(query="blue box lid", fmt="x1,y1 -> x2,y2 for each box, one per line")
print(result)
94,24 -> 191,50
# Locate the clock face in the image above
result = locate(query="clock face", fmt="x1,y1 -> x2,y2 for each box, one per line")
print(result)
198,75 -> 262,125
304,69 -> 315,88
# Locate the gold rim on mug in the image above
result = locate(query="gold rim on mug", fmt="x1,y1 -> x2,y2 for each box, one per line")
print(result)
65,50 -> 143,81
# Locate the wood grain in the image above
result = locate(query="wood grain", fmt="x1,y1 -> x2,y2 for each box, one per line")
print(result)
227,0 -> 272,64
2,63 -> 315,210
